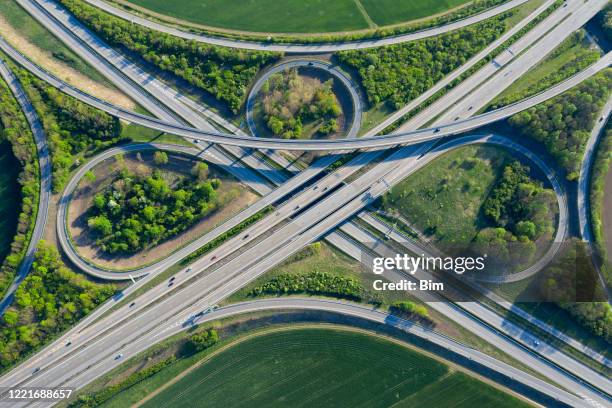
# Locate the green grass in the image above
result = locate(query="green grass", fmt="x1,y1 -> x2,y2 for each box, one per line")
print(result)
124,0 -> 478,33
381,145 -> 509,244
488,30 -> 601,109
139,328 -> 531,408
360,0 -> 470,26
127,0 -> 368,33
120,122 -> 193,146
0,0 -> 113,85
0,141 -> 21,263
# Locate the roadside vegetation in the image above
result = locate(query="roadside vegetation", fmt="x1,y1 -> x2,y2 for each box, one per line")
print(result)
336,11 -> 511,110
535,241 -> 611,344
58,0 -> 279,113
87,161 -> 223,254
590,124 -> 611,286
489,30 -> 601,109
599,2 -> 612,42
259,68 -> 341,139
11,66 -> 122,192
0,242 -> 115,370
118,0 -> 509,44
104,328 -> 531,408
0,76 -> 39,300
507,70 -> 612,180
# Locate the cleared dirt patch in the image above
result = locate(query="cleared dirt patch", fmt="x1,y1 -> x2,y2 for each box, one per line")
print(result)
0,15 -> 135,109
67,151 -> 257,270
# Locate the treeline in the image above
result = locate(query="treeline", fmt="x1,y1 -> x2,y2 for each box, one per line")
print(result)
508,70 -> 612,180
13,66 -> 122,192
88,164 -> 221,254
489,31 -> 601,109
59,0 -> 279,113
336,12 -> 510,109
0,242 -> 115,369
589,124 -> 611,286
249,271 -> 365,302
0,77 -> 39,300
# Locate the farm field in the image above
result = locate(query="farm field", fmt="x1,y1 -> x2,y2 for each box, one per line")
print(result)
123,0 -> 472,33
139,328 -> 532,408
360,0 -> 469,26
0,141 -> 20,263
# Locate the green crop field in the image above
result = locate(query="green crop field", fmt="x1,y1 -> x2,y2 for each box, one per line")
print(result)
141,328 -> 531,408
360,0 -> 469,26
124,0 -> 471,33
0,141 -> 21,263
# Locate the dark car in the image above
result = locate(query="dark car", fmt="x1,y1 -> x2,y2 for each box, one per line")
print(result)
129,302 -> 136,307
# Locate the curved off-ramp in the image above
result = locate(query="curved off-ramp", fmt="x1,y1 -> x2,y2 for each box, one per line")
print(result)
0,36 -> 609,151
79,0 -> 529,52
246,59 -> 362,139
0,59 -> 52,313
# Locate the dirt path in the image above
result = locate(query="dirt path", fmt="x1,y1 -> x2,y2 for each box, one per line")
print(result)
0,15 -> 135,109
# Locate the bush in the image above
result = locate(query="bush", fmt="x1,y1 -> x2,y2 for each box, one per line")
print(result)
187,328 -> 219,352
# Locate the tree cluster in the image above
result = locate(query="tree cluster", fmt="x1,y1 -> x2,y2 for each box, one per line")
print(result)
336,13 -> 509,109
476,161 -> 556,268
262,69 -> 341,139
87,164 -> 221,254
0,242 -> 115,369
0,78 -> 39,300
59,0 -> 279,113
249,271 -> 364,302
599,2 -> 612,42
508,71 -> 612,180
187,328 -> 219,352
14,67 -> 122,192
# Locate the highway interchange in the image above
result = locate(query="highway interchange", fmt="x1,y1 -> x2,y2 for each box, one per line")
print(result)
0,0 -> 610,406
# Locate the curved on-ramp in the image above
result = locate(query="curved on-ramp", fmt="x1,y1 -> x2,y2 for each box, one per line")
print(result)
81,0 -> 529,52
59,134 -> 567,284
0,59 -> 52,313
109,297 -> 593,408
245,59 -> 362,139
0,36 -> 609,151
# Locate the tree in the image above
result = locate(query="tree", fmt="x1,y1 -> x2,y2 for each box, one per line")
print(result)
153,151 -> 168,165
188,329 -> 219,351
88,215 -> 112,236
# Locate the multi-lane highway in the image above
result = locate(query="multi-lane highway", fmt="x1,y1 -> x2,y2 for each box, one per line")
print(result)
0,59 -> 52,313
79,0 -> 530,52
0,0 -> 610,405
0,34 -> 609,150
